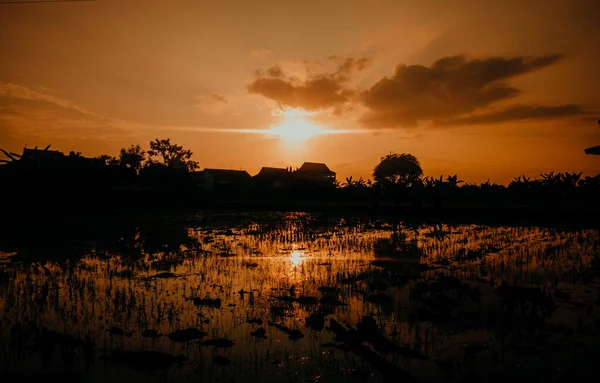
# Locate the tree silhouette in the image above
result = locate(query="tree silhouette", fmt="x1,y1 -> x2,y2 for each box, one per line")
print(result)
119,144 -> 146,173
373,153 -> 423,188
342,176 -> 367,189
95,154 -> 119,166
445,174 -> 463,188
342,176 -> 354,188
147,138 -> 198,171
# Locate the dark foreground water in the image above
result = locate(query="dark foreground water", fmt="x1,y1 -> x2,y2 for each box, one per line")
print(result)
1,212 -> 599,382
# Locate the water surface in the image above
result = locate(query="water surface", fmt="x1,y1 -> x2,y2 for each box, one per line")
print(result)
1,212 -> 599,382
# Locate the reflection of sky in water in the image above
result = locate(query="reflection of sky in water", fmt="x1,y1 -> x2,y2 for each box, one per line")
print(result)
0,215 -> 599,382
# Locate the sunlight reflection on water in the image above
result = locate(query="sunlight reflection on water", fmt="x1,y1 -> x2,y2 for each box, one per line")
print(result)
290,248 -> 305,268
0,213 -> 599,382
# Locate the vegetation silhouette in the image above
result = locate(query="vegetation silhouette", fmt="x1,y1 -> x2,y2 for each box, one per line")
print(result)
147,138 -> 199,171
373,152 -> 423,189
1,139 -> 599,221
118,144 -> 146,174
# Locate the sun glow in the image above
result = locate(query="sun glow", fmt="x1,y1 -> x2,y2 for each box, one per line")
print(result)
267,110 -> 323,143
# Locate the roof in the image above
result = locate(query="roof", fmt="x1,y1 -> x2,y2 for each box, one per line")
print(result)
584,146 -> 600,155
202,168 -> 252,182
296,162 -> 335,175
255,167 -> 290,177
21,148 -> 65,160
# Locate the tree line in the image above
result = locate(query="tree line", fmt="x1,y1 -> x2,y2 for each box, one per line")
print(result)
1,140 -> 598,203
95,138 -> 199,173
340,153 -> 599,202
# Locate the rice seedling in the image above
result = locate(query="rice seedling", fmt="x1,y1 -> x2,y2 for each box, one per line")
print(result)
0,212 -> 599,382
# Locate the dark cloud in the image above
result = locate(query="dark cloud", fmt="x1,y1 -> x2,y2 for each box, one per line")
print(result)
247,76 -> 352,110
247,57 -> 371,111
266,65 -> 285,78
358,54 -> 576,128
208,93 -> 228,104
248,54 -> 590,128
437,104 -> 591,125
329,56 -> 373,80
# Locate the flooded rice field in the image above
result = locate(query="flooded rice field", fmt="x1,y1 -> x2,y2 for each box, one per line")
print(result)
1,212 -> 599,382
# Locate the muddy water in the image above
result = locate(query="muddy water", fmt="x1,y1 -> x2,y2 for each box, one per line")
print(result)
1,213 -> 599,382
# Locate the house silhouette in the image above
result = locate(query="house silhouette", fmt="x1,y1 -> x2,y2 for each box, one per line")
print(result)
253,167 -> 292,189
197,162 -> 337,192
585,146 -> 600,155
584,121 -> 600,155
293,162 -> 336,187
194,169 -> 253,193
20,147 -> 65,166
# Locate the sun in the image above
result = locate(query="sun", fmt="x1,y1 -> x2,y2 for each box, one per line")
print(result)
269,119 -> 321,142
266,110 -> 323,143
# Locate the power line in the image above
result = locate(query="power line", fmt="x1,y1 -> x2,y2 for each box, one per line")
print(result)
0,0 -> 95,4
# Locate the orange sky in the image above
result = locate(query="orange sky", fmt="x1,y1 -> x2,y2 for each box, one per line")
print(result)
1,0 -> 599,184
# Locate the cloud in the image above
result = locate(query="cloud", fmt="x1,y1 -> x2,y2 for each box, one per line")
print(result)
328,56 -> 373,79
246,54 -> 588,128
209,93 -> 228,105
0,82 -> 260,152
0,82 -> 144,148
437,104 -> 591,125
266,65 -> 284,78
247,57 -> 372,111
250,48 -> 272,58
358,54 -> 580,128
193,93 -> 229,114
0,82 -> 106,121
